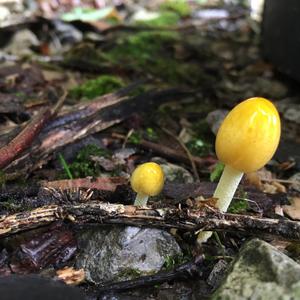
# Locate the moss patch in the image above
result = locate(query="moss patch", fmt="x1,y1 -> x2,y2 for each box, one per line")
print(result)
70,75 -> 125,100
136,11 -> 180,27
160,0 -> 191,17
105,30 -> 199,85
67,144 -> 110,178
228,194 -> 249,214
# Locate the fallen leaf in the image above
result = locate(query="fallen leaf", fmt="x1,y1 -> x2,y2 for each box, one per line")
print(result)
194,197 -> 218,209
56,267 -> 85,286
283,197 -> 300,220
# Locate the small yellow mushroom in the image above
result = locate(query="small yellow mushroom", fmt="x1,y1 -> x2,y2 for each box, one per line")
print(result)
198,97 -> 281,243
130,162 -> 165,206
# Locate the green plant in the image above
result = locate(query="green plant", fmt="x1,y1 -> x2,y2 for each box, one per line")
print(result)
68,144 -> 110,178
69,75 -> 124,100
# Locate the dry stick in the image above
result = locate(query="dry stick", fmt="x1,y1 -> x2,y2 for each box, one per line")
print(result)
0,201 -> 300,241
95,257 -> 203,295
112,133 -> 214,169
0,93 -> 67,169
162,127 -> 200,182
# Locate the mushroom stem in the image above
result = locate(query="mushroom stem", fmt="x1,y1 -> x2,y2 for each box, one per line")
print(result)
134,193 -> 149,206
197,164 -> 243,243
213,165 -> 244,212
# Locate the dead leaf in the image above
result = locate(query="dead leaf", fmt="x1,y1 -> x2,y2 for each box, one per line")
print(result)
282,197 -> 300,220
194,197 -> 218,209
56,267 -> 85,286
245,169 -> 286,194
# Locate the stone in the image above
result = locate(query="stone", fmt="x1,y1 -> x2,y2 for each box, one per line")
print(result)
76,226 -> 182,284
4,29 -> 39,56
160,162 -> 194,184
289,173 -> 300,192
206,109 -> 228,135
213,239 -> 300,300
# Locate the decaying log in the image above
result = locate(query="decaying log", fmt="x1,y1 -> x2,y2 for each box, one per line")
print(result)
0,201 -> 299,241
4,88 -> 191,178
0,93 -> 66,169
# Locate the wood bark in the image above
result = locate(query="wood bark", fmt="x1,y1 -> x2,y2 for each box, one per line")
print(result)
0,201 -> 299,241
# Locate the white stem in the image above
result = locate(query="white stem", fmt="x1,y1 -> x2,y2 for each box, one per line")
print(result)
197,164 -> 243,243
134,193 -> 149,206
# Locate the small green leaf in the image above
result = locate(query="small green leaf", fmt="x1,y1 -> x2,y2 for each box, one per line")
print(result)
210,162 -> 224,182
58,153 -> 73,180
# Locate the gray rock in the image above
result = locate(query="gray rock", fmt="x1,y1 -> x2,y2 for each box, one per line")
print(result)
76,226 -> 182,284
213,239 -> 300,300
289,173 -> 300,192
4,29 -> 39,56
206,109 -> 229,135
160,162 -> 194,184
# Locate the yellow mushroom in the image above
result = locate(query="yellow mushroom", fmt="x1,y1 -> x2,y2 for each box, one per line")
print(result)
198,97 -> 281,243
130,162 -> 165,206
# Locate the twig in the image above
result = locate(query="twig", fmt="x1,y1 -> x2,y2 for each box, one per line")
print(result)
162,127 -> 200,182
0,202 -> 300,241
95,257 -> 203,296
112,133 -> 215,169
261,178 -> 299,184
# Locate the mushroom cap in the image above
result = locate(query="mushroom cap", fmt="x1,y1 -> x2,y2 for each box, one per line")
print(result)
130,162 -> 164,196
216,97 -> 281,173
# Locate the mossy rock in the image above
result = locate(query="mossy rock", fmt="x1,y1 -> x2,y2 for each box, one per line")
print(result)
213,239 -> 300,300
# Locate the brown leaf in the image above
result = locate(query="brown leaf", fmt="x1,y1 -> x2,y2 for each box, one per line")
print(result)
194,197 -> 218,209
56,267 -> 85,286
245,169 -> 286,194
283,197 -> 300,220
43,176 -> 128,191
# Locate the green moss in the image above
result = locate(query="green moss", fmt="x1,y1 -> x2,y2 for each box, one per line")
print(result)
136,11 -> 180,27
128,131 -> 142,145
160,0 -> 191,17
163,253 -> 190,271
186,138 -> 212,157
228,192 -> 249,214
105,30 -> 199,85
210,162 -> 224,182
67,144 -> 110,178
118,268 -> 142,279
145,127 -> 158,141
69,75 -> 125,100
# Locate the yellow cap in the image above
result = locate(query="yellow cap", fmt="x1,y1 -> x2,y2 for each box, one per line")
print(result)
130,162 -> 165,196
216,97 -> 281,173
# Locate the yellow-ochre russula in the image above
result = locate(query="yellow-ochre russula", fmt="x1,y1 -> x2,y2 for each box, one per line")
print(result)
197,97 -> 281,243
130,162 -> 165,206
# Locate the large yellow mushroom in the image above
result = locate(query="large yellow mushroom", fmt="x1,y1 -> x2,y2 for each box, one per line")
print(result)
130,162 -> 165,206
198,97 -> 281,243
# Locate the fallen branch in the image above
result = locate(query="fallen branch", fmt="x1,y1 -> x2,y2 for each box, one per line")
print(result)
95,256 -> 204,295
4,88 -> 191,178
0,92 -> 66,169
0,202 -> 300,241
112,133 -> 216,169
